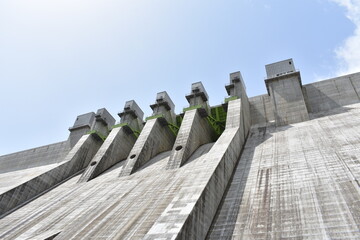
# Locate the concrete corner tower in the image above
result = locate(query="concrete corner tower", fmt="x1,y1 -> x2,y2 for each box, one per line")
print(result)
265,59 -> 309,126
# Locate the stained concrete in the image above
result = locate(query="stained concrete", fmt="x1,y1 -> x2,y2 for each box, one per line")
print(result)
1,61 -> 360,239
207,102 -> 360,239
166,108 -> 215,169
0,133 -> 103,216
266,72 -> 309,126
120,93 -> 177,176
78,101 -> 144,182
78,126 -> 137,183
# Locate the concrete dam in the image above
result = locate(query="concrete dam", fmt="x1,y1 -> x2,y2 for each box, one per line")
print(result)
1,59 -> 360,239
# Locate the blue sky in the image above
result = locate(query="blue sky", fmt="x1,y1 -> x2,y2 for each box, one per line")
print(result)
1,0 -> 360,155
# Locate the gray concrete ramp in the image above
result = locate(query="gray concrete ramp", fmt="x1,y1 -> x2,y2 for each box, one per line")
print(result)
0,133 -> 103,216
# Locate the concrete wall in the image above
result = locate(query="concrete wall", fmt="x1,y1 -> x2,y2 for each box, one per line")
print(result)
0,134 -> 103,216
207,102 -> 360,239
303,72 -> 360,114
249,94 -> 275,126
250,72 -> 360,125
0,141 -> 70,174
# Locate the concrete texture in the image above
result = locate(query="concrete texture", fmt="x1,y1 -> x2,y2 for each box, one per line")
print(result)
249,94 -> 275,126
78,101 -> 144,182
0,141 -> 70,174
0,133 -> 103,216
207,102 -> 360,239
120,118 -> 176,176
120,93 -> 177,176
166,109 -> 215,169
78,126 -> 137,183
266,72 -> 309,126
303,72 -> 360,115
1,59 -> 360,239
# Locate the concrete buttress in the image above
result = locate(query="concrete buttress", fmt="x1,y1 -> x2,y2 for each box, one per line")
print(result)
120,92 -> 176,176
78,101 -> 143,183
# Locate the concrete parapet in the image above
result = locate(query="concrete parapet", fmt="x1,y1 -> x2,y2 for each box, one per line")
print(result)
0,133 -> 103,216
166,108 -> 216,169
303,72 -> 360,115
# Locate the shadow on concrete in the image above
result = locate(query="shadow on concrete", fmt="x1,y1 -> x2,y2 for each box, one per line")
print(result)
135,151 -> 171,172
303,85 -> 352,119
205,125 -> 272,239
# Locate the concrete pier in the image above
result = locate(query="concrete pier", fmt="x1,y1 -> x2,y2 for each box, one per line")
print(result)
167,82 -> 216,169
265,59 -> 309,126
78,101 -> 143,183
120,92 -> 176,176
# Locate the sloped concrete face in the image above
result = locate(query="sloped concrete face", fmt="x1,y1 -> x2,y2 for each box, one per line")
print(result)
0,133 -> 103,216
166,109 -> 215,169
207,102 -> 360,239
120,118 -> 176,176
78,126 -> 137,183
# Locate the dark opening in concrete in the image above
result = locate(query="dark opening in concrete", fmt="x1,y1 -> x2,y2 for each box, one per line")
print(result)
130,154 -> 136,159
175,146 -> 183,151
90,161 -> 97,166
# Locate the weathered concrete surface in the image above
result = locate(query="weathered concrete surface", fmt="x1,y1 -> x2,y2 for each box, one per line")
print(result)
266,72 -> 309,126
166,109 -> 215,169
146,96 -> 251,239
120,118 -> 176,176
303,72 -> 360,115
78,126 -> 137,183
0,133 -> 103,216
249,94 -> 275,126
0,143 -> 213,239
207,102 -> 360,239
0,141 -> 70,174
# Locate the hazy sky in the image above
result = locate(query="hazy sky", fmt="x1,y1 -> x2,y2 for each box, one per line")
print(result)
1,0 -> 360,155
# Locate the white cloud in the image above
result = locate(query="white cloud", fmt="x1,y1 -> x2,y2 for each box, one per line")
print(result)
331,0 -> 360,74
